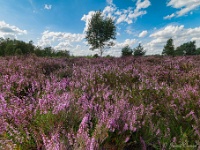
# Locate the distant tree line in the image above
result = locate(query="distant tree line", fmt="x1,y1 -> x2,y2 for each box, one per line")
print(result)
162,38 -> 200,56
1,37 -> 200,58
0,38 -> 70,57
121,43 -> 146,57
121,38 -> 200,57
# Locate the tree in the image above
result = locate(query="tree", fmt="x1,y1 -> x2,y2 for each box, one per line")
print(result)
121,45 -> 133,57
162,38 -> 175,56
15,48 -> 23,55
85,11 -> 116,56
43,47 -> 53,56
53,50 -> 70,57
5,45 -> 14,55
28,40 -> 35,54
175,41 -> 196,56
176,41 -> 196,55
185,41 -> 196,55
133,43 -> 146,56
93,54 -> 99,58
195,47 -> 200,55
175,45 -> 185,56
15,40 -> 30,55
0,38 -> 6,56
5,41 -> 15,56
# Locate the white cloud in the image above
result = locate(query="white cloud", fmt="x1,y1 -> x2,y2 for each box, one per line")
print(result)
115,0 -> 151,24
192,37 -> 200,41
164,0 -> 200,19
102,39 -> 137,56
128,0 -> 151,19
163,13 -> 175,20
37,30 -> 85,51
149,25 -> 185,38
37,30 -> 138,57
81,39 -> 137,57
44,4 -> 52,10
128,10 -> 146,20
81,11 -> 95,32
103,5 -> 117,20
125,26 -> 136,35
106,0 -> 113,5
0,21 -> 27,39
70,45 -> 97,56
126,29 -> 134,35
117,32 -> 121,36
81,0 -> 151,32
54,42 -> 73,50
72,38 -> 137,57
116,14 -> 127,24
145,25 -> 200,55
136,0 -> 151,10
115,10 -> 122,15
37,30 -> 99,57
113,39 -> 137,49
138,30 -> 148,37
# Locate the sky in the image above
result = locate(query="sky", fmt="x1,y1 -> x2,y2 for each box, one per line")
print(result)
0,0 -> 200,56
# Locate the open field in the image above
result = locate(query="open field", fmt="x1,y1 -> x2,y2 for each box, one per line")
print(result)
0,55 -> 200,149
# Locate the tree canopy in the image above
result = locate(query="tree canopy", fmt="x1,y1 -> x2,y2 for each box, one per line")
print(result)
121,45 -> 133,57
85,11 -> 116,56
175,41 -> 196,56
0,38 -> 69,57
133,43 -> 146,56
162,38 -> 175,56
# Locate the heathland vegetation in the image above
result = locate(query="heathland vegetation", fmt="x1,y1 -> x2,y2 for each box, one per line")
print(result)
0,11 -> 200,149
0,55 -> 200,149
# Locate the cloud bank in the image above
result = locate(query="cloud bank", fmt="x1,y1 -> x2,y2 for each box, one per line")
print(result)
145,25 -> 200,55
164,0 -> 200,19
0,21 -> 27,39
81,0 -> 151,33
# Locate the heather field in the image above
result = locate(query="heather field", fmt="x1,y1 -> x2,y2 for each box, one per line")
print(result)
0,55 -> 200,150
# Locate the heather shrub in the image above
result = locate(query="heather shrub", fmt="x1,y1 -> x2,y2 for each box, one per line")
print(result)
0,55 -> 200,149
40,59 -> 65,76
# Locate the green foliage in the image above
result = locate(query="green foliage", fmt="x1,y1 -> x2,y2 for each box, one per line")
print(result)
34,47 -> 70,57
175,46 -> 185,56
15,40 -> 34,54
175,41 -> 196,56
1,56 -> 200,149
121,45 -> 133,57
33,111 -> 59,136
0,38 -> 34,56
0,38 -> 70,57
133,43 -> 146,56
105,55 -> 113,58
15,48 -> 23,55
93,54 -> 99,58
85,11 -> 116,56
53,50 -> 70,57
162,38 -> 175,56
195,48 -> 200,55
5,43 -> 15,56
43,46 -> 53,56
0,38 -> 6,56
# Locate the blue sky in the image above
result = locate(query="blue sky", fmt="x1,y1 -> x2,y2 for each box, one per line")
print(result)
0,0 -> 200,56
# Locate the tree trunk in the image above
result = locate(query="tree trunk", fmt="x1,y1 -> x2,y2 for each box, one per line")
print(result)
100,48 -> 103,57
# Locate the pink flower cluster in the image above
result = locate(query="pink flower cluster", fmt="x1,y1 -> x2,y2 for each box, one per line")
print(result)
0,56 -> 199,149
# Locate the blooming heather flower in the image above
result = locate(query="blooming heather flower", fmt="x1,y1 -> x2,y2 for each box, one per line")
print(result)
0,56 -> 199,149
